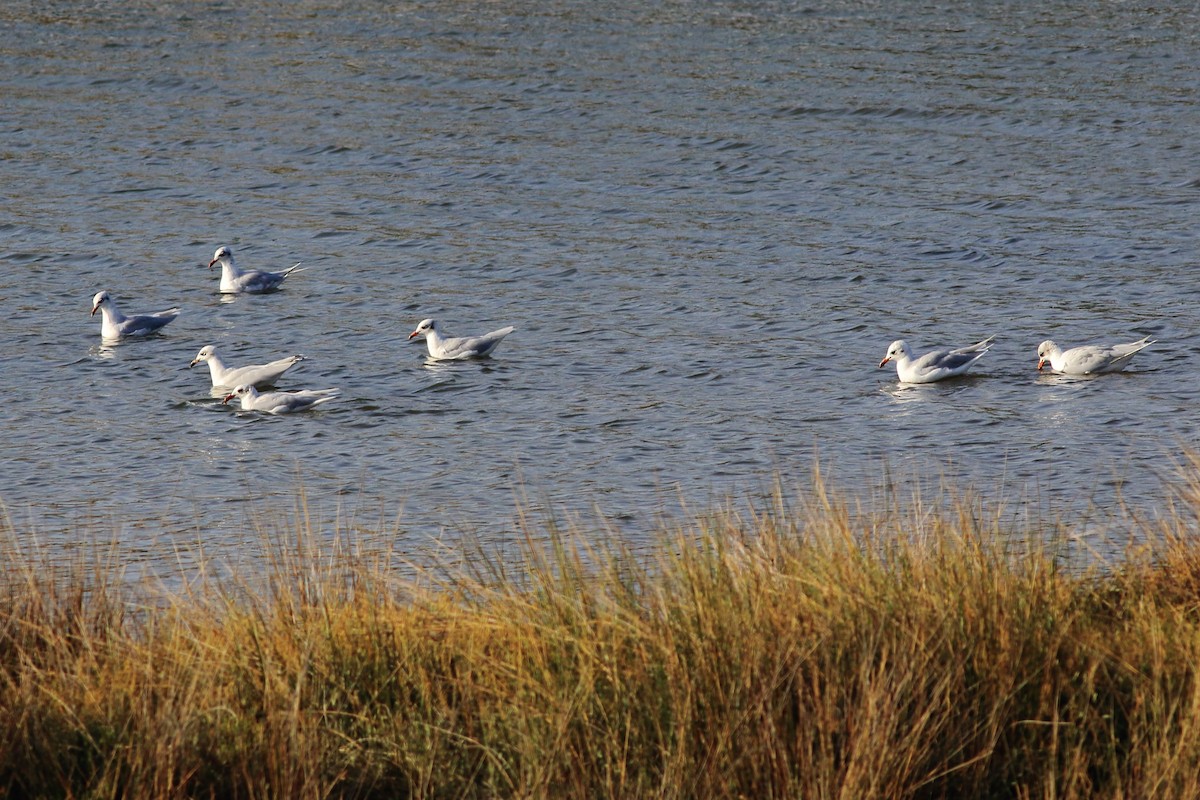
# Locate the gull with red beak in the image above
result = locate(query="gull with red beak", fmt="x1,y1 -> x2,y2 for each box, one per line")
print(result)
408,318 -> 515,360
90,291 -> 180,341
879,336 -> 994,384
222,384 -> 340,414
1036,336 -> 1154,375
208,245 -> 303,294
190,345 -> 306,391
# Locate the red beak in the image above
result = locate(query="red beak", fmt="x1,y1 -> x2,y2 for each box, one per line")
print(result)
208,258 -> 219,268
222,393 -> 236,404
1037,359 -> 1046,371
878,357 -> 890,368
90,306 -> 98,317
408,330 -> 420,340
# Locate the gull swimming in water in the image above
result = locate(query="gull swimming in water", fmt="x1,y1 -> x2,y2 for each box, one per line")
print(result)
189,345 -> 305,390
90,291 -> 180,341
222,384 -> 340,414
208,245 -> 303,294
1036,336 -> 1155,375
408,318 -> 515,360
879,336 -> 994,384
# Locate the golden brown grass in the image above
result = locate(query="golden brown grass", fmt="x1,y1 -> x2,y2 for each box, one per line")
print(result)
4,468 -> 1200,799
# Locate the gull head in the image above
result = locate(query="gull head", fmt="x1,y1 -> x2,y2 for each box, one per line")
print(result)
223,384 -> 256,404
209,246 -> 233,268
408,318 -> 438,341
190,345 -> 216,368
1036,340 -> 1057,371
91,291 -> 111,316
879,339 -> 910,368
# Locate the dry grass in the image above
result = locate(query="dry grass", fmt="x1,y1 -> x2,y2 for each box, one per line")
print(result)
4,469 -> 1200,799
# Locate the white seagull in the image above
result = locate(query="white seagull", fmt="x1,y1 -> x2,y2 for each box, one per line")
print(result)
90,291 -> 181,341
208,245 -> 303,294
408,318 -> 515,360
1036,336 -> 1155,375
222,384 -> 340,414
879,336 -> 994,384
190,345 -> 305,390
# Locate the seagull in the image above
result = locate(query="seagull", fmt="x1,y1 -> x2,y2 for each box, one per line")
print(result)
1036,336 -> 1155,375
189,345 -> 305,390
208,246 -> 303,294
879,336 -> 994,384
90,291 -> 181,341
408,318 -> 515,360
222,384 -> 340,414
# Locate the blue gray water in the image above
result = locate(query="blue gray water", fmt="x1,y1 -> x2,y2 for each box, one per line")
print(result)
3,1 -> 1199,569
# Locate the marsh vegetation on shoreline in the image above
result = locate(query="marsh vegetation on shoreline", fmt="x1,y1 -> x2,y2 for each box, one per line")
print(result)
3,471 -> 1200,798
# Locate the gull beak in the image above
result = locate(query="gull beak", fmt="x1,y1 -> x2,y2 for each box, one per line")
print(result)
90,305 -> 99,316
879,357 -> 891,368
408,330 -> 421,340
222,393 -> 236,404
208,257 -> 219,268
1037,358 -> 1046,371
189,358 -> 199,368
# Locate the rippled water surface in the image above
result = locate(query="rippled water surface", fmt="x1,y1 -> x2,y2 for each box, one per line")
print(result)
3,1 -> 1199,566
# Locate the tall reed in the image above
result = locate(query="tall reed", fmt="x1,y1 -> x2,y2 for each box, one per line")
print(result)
2,470 -> 1200,798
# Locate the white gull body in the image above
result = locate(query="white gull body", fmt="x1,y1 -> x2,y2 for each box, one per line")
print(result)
879,336 -> 994,384
1036,336 -> 1154,375
90,291 -> 180,341
208,246 -> 303,294
222,384 -> 340,414
408,318 -> 515,360
190,345 -> 305,390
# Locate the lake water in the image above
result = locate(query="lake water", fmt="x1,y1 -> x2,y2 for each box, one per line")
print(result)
3,1 -> 1199,571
